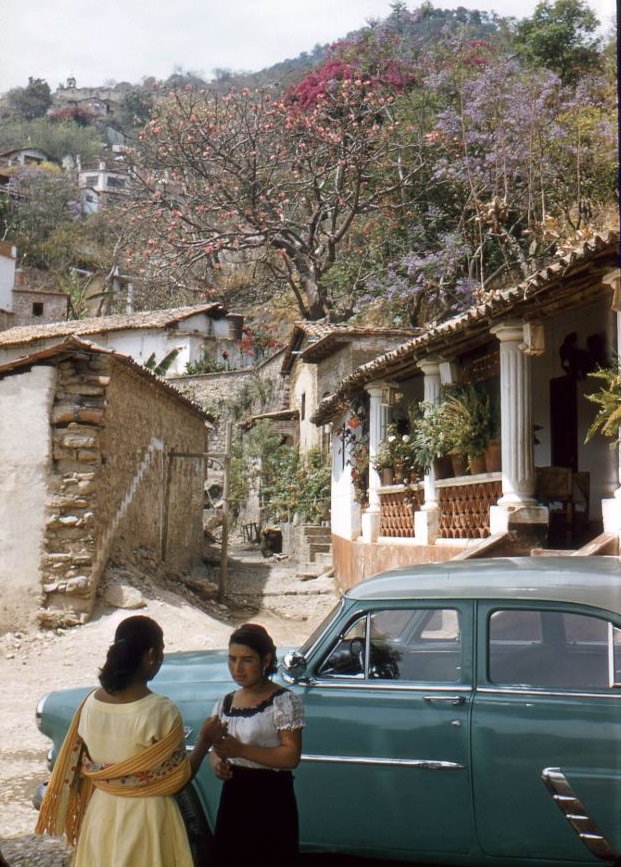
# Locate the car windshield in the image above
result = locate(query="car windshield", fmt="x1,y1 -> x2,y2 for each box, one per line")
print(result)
297,599 -> 344,657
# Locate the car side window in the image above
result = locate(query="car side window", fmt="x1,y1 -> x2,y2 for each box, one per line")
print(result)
488,608 -> 621,689
317,608 -> 462,682
317,615 -> 367,677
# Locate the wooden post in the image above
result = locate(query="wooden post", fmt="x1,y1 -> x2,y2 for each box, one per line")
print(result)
218,421 -> 233,603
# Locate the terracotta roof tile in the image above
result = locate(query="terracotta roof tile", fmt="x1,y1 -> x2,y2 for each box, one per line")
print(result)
311,231 -> 619,424
0,335 -> 207,418
0,303 -> 225,347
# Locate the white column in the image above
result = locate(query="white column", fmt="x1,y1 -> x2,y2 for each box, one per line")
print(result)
601,270 -> 621,533
361,383 -> 385,543
489,321 -> 548,536
414,358 -> 442,544
491,321 -> 536,505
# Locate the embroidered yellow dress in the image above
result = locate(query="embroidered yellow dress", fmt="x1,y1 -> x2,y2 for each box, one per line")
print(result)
71,691 -> 193,867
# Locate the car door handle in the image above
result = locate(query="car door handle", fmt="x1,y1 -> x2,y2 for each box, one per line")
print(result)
423,695 -> 466,705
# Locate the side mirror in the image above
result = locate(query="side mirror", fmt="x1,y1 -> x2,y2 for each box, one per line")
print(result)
283,651 -> 308,679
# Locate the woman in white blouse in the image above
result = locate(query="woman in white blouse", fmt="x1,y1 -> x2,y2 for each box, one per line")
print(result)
209,623 -> 305,867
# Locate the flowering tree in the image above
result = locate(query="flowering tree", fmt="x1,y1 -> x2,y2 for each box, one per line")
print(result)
127,42 -> 420,320
365,47 -> 616,326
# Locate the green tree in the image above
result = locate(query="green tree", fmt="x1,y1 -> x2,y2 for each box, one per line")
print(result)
7,77 -> 52,120
513,0 -> 602,84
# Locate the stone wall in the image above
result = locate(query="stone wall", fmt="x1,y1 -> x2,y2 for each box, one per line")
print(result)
11,290 -> 69,327
40,351 -> 207,626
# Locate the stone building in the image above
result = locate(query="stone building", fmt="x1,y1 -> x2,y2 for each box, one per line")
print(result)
0,337 -> 209,631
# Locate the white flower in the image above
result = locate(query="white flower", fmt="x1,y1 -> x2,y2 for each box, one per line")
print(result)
401,435 -> 411,443
387,435 -> 396,443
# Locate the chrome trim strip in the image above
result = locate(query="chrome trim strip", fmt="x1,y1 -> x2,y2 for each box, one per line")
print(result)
478,687 -> 621,699
541,767 -> 617,861
301,753 -> 465,770
308,681 -> 471,693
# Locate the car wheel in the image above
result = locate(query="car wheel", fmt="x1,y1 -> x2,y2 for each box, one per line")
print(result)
175,784 -> 213,867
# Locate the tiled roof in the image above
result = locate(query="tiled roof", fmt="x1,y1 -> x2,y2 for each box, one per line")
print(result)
0,303 -> 225,347
311,230 -> 619,424
281,320 -> 419,372
0,336 -> 208,418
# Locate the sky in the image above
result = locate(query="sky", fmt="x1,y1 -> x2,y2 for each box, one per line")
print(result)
0,0 -> 616,94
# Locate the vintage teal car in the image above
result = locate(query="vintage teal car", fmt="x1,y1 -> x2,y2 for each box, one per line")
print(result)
36,556 -> 621,865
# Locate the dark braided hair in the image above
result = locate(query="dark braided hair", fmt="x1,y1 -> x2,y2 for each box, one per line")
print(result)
99,615 -> 163,695
229,623 -> 278,676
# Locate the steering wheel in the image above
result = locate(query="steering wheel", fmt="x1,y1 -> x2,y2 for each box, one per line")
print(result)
350,637 -> 365,673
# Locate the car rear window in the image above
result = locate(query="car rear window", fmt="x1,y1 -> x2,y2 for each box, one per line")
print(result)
488,608 -> 621,689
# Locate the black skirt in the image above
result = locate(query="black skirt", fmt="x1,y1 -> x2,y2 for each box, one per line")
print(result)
212,765 -> 299,867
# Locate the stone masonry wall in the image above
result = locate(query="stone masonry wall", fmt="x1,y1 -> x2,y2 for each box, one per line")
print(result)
41,352 -> 207,626
99,359 -> 207,575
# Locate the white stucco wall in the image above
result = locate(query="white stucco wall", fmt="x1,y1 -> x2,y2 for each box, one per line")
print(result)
330,411 -> 361,541
0,366 -> 56,630
0,247 -> 16,312
291,361 -> 321,454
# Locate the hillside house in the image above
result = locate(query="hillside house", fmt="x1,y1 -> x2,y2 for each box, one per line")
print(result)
312,232 -> 621,589
0,146 -> 50,168
0,337 -> 209,631
79,157 -> 132,213
0,243 -> 69,330
270,322 -> 419,456
0,303 -> 246,376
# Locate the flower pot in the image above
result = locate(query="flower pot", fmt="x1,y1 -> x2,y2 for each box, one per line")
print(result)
434,456 -> 453,479
381,467 -> 394,485
484,439 -> 501,472
469,453 -> 487,475
450,453 -> 468,477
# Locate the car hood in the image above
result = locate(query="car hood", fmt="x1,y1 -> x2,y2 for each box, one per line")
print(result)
153,648 -> 232,686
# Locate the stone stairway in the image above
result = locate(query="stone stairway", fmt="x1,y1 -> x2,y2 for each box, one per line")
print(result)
294,524 -> 333,578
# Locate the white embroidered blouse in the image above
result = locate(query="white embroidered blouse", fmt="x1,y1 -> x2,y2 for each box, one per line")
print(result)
213,687 -> 305,770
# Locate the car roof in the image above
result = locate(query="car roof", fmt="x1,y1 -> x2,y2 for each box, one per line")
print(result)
346,556 -> 621,615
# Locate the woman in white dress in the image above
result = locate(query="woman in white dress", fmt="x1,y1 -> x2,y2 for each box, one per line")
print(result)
210,623 -> 305,867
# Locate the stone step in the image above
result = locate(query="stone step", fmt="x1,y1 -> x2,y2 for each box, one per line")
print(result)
309,543 -> 332,561
314,551 -> 333,569
301,527 -> 331,539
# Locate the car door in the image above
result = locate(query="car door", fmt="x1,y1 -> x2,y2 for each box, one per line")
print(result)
472,602 -> 621,863
289,601 -> 475,860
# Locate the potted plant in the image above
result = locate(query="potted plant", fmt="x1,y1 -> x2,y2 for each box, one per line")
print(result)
408,400 -> 453,477
372,425 -> 399,484
442,385 -> 496,475
585,364 -> 621,443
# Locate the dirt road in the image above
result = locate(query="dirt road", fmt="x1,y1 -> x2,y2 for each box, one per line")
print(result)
0,547 -> 338,865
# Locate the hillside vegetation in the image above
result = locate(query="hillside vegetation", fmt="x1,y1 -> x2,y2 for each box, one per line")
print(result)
0,0 -> 616,341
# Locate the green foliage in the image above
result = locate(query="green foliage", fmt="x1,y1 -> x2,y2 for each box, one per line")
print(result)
185,351 -> 227,375
228,375 -> 273,421
585,364 -> 621,444
3,167 -> 81,269
229,424 -> 330,523
144,349 -> 180,376
118,87 -> 155,130
296,448 -> 331,523
513,0 -> 601,84
6,77 -> 52,120
442,385 -> 497,459
409,400 -> 453,471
